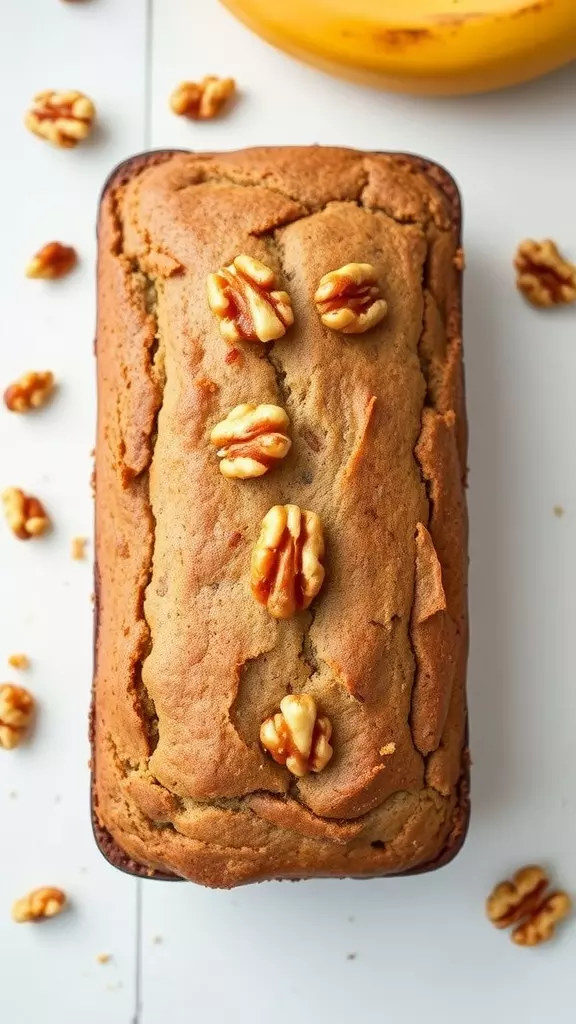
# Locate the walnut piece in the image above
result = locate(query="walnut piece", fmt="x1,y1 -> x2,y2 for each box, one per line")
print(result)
251,504 -> 325,619
12,887 -> 66,923
515,239 -> 576,308
487,865 -> 572,947
8,654 -> 30,671
4,371 -> 55,413
207,254 -> 294,344
314,263 -> 387,334
2,488 -> 50,540
0,683 -> 35,750
26,242 -> 77,280
512,892 -> 572,947
170,76 -> 235,119
210,403 -> 291,478
25,90 -> 95,147
71,536 -> 88,560
260,694 -> 333,777
486,866 -> 548,929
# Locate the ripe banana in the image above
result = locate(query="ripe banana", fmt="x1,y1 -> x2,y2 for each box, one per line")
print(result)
221,0 -> 576,96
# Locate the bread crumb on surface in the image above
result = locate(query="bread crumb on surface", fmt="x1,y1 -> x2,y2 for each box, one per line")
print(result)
453,247 -> 465,271
379,742 -> 396,756
96,953 -> 111,964
71,536 -> 88,560
553,505 -> 565,518
8,654 -> 29,670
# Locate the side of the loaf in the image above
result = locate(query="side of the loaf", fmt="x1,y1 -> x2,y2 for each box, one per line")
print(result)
93,146 -> 468,887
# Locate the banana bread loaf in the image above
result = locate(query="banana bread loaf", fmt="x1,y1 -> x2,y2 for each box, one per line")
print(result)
93,146 -> 469,886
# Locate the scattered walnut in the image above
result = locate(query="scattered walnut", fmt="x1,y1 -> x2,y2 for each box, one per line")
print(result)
26,242 -> 77,280
4,371 -> 55,412
96,953 -> 112,964
260,694 -> 333,777
207,254 -> 294,344
210,403 -> 291,479
2,488 -> 50,540
314,263 -> 387,334
12,887 -> 66,923
251,504 -> 325,619
170,76 -> 236,119
0,683 -> 35,749
512,892 -> 572,947
487,866 -> 549,929
515,239 -> 576,308
8,654 -> 30,671
25,90 -> 95,147
71,536 -> 88,560
379,742 -> 396,756
487,865 -> 572,947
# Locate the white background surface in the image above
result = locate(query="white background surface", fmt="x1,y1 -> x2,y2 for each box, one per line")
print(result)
1,2 -> 575,1022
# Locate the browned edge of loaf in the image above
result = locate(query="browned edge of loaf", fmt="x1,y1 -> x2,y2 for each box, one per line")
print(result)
90,148 -> 469,883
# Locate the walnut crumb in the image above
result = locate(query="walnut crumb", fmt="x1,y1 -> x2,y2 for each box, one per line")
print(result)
96,953 -> 111,964
8,654 -> 30,671
71,536 -> 88,560
553,505 -> 565,518
379,742 -> 396,756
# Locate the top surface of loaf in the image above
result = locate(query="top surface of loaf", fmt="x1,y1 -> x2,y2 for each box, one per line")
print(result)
94,147 -> 468,886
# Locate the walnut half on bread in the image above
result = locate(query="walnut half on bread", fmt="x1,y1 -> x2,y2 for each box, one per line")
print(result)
92,147 -> 468,887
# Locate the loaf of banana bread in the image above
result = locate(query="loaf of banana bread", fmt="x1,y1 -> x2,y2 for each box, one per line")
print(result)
93,146 -> 469,886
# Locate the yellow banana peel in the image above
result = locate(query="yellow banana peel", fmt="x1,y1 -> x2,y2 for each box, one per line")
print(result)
221,0 -> 576,96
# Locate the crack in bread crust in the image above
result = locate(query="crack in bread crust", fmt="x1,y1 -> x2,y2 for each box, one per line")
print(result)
93,147 -> 468,886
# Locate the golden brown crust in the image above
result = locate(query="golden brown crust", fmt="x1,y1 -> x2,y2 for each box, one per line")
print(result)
93,147 -> 468,887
